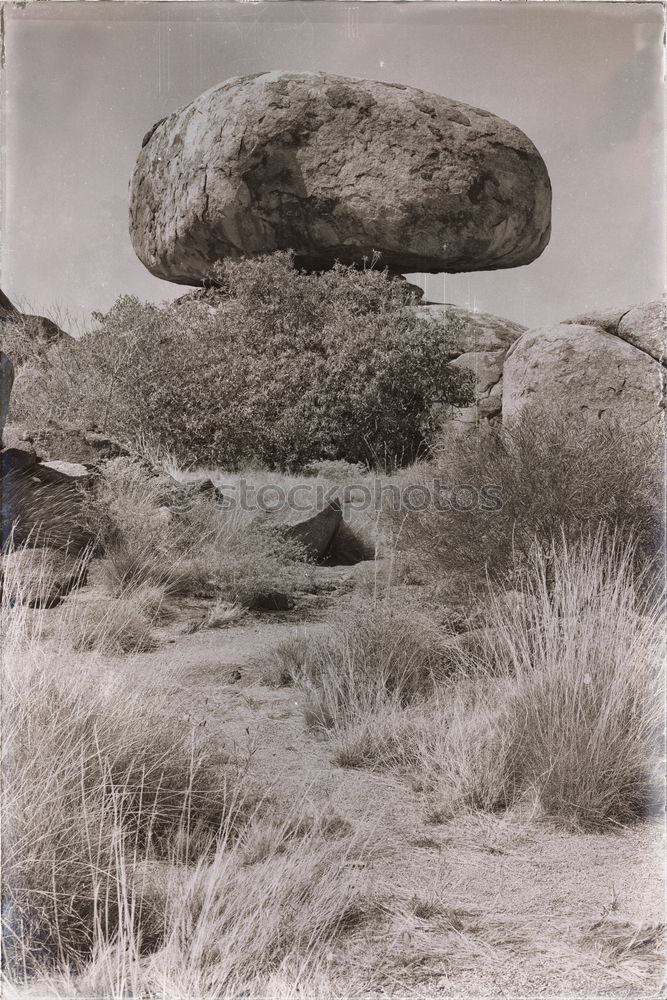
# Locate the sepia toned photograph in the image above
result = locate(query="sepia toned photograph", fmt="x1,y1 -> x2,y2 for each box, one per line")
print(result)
1,2 -> 665,997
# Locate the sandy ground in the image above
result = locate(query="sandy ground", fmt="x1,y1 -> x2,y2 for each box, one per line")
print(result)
69,574 -> 666,1000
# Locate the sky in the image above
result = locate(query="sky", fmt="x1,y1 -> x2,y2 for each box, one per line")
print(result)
2,1 -> 665,331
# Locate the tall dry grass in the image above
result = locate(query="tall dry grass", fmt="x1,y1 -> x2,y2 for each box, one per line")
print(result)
421,532 -> 665,827
1,597 -> 247,977
1,555 -> 373,997
88,457 -> 309,608
270,601 -> 453,732
287,531 -> 664,830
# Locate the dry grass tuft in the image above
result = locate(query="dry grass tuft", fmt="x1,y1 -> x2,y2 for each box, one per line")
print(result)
69,595 -> 157,653
182,600 -> 247,635
277,602 -> 451,731
205,600 -> 247,628
580,916 -> 665,987
333,707 -> 436,772
420,531 -> 665,828
264,633 -> 313,686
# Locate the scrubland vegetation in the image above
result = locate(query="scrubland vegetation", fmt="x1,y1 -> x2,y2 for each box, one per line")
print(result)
79,456 -> 310,620
391,409 -> 664,589
8,253 -> 472,470
2,569 -> 373,995
2,257 -> 664,996
280,532 -> 663,829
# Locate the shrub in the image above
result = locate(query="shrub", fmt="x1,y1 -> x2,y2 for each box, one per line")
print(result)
12,253 -> 472,470
421,532 -> 665,828
394,409 -> 663,588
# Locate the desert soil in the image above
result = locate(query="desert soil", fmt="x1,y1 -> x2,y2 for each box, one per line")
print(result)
48,569 -> 667,998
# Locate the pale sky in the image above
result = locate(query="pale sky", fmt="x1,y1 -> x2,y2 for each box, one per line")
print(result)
3,1 -> 665,331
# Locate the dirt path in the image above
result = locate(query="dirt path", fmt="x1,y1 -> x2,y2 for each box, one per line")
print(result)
84,591 -> 665,999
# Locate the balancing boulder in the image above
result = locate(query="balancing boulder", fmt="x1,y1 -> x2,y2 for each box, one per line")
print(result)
130,71 -> 552,284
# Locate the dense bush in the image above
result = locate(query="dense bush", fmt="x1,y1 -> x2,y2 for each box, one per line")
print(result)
393,409 -> 664,588
9,253 -> 472,470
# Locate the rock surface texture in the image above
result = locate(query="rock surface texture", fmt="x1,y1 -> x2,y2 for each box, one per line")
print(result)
502,322 -> 664,427
256,497 -> 343,562
0,456 -> 93,553
0,285 -> 69,352
562,300 -> 665,364
130,71 -> 552,284
417,304 -> 526,354
418,303 -> 525,435
23,422 -> 129,465
0,351 -> 14,439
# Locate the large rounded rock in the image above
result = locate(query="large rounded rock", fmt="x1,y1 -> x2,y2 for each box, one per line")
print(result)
130,71 -> 551,284
502,323 -> 664,427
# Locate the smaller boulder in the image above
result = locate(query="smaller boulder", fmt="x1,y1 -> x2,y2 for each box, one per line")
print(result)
2,442 -> 37,473
418,304 -> 523,438
561,306 -> 627,335
1,463 -> 94,553
28,422 -> 129,465
259,497 -> 343,562
328,515 -> 378,564
450,350 -> 504,395
416,304 -> 525,354
40,460 -> 92,482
